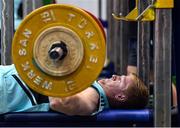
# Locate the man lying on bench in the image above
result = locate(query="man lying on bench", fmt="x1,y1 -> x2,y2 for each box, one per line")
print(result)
0,65 -> 148,115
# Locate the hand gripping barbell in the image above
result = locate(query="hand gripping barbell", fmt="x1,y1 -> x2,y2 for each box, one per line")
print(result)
12,4 -> 106,97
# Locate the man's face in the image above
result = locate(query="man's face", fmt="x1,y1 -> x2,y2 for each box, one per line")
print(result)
98,74 -> 135,98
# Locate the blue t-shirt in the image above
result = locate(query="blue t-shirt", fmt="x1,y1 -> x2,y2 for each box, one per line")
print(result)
0,64 -> 49,114
91,81 -> 109,115
0,65 -> 109,115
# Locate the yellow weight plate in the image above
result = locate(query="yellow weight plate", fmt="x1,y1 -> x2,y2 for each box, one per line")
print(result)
84,10 -> 106,40
12,4 -> 106,97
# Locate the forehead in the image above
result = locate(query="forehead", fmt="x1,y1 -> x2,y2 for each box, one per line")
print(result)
128,73 -> 138,84
125,74 -> 137,84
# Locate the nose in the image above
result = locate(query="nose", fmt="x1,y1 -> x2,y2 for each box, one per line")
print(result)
112,75 -> 121,81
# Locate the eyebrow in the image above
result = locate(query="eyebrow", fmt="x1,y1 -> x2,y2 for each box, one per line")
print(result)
130,73 -> 138,77
129,73 -> 137,80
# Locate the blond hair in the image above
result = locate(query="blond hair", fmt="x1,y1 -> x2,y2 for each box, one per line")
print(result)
125,73 -> 149,108
109,73 -> 149,109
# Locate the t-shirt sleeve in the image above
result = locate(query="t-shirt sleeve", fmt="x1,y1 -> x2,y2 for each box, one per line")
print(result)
91,81 -> 109,115
1,64 -> 50,113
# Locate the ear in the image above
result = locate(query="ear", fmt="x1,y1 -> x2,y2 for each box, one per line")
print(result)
115,93 -> 127,102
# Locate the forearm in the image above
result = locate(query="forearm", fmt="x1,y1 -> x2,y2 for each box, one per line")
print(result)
49,96 -> 80,115
49,87 -> 99,115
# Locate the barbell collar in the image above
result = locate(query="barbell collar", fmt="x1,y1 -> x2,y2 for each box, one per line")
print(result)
48,41 -> 68,61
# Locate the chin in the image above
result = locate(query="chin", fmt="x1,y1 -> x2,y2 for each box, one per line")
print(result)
98,79 -> 105,85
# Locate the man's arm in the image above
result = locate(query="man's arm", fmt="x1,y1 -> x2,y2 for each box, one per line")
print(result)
49,87 -> 99,116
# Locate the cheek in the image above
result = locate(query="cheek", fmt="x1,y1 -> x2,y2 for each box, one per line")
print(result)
105,84 -> 120,97
106,88 -> 121,101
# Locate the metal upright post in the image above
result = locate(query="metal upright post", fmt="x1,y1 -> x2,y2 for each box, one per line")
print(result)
23,0 -> 33,18
33,0 -> 43,10
137,0 -> 151,87
98,0 -> 102,19
154,9 -> 172,127
23,0 -> 43,18
106,0 -> 114,63
113,0 -> 129,75
1,0 -> 14,65
113,0 -> 121,73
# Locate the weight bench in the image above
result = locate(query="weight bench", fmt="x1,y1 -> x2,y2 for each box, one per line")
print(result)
0,109 -> 153,127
